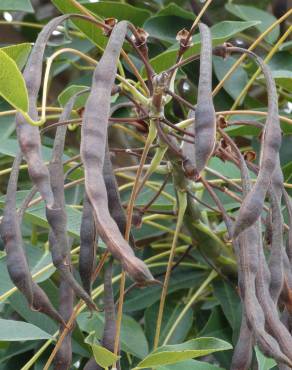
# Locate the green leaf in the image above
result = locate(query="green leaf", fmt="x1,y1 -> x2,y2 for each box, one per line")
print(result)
225,4 -> 279,44
0,49 -> 29,113
1,43 -> 32,70
135,337 -> 232,368
0,0 -> 34,12
0,319 -> 52,341
58,84 -> 89,108
85,332 -> 119,368
145,21 -> 259,74
213,55 -> 248,100
157,359 -> 224,370
52,0 -> 107,48
255,346 -> 276,370
85,1 -> 151,26
199,307 -> 232,342
144,15 -> 192,43
155,3 -> 194,20
212,280 -> 241,331
258,69 -> 292,91
77,313 -> 149,359
145,300 -> 193,348
123,270 -> 207,312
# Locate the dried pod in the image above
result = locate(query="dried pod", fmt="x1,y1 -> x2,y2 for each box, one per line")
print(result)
220,47 -> 282,238
182,23 -> 216,179
80,21 -> 154,284
79,194 -> 97,296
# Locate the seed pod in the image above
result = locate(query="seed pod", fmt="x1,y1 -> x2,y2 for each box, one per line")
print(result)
47,94 -> 97,311
80,21 -> 154,285
268,160 -> 284,303
53,278 -> 74,370
15,14 -> 108,207
223,47 -> 282,238
216,130 -> 292,366
193,22 -> 216,176
79,194 -> 96,296
104,147 -> 135,248
0,153 -> 33,306
0,154 -> 64,325
231,315 -> 253,370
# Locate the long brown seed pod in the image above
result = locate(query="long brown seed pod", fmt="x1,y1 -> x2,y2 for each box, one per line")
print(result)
268,160 -> 284,303
193,22 -> 216,176
220,47 -> 282,238
53,278 -> 74,370
83,261 -> 119,370
80,21 -> 154,285
46,94 -> 97,311
79,194 -> 97,296
0,154 -> 64,325
0,153 -> 33,306
15,14 -> 110,208
215,129 -> 291,366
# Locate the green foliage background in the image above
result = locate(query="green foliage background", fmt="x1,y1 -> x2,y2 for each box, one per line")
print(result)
0,0 -> 291,369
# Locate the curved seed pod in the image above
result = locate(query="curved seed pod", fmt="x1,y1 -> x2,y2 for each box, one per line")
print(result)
226,47 -> 282,238
83,261 -> 120,370
104,146 -> 135,248
79,194 -> 96,296
31,282 -> 65,325
80,21 -> 154,285
255,227 -> 292,365
268,159 -> 284,303
16,15 -> 70,208
238,227 -> 291,366
15,14 -> 106,208
193,22 -> 216,176
0,155 -> 65,325
102,261 -> 117,353
0,153 -> 33,306
46,94 -> 97,311
217,130 -> 291,366
231,315 -> 253,370
53,278 -> 74,370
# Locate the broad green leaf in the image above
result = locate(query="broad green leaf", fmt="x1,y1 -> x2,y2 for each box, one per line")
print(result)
255,346 -> 276,370
144,15 -> 192,43
85,332 -> 119,367
213,55 -> 248,100
258,69 -> 292,91
212,280 -> 241,331
123,270 -> 207,312
0,0 -> 34,12
0,319 -> 52,341
145,300 -> 193,348
145,21 -> 259,74
225,4 -> 279,44
135,338 -> 232,368
58,84 -> 89,108
199,307 -> 232,341
52,0 -> 107,48
0,49 -> 28,113
155,3 -> 194,20
77,313 -> 149,359
1,43 -> 32,70
157,359 -> 224,370
85,1 -> 151,26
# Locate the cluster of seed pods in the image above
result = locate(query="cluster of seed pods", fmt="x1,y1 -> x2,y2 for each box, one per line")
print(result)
1,10 -> 291,369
